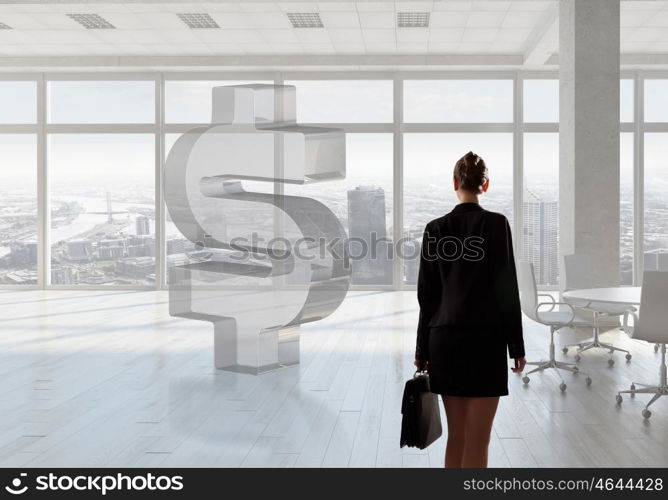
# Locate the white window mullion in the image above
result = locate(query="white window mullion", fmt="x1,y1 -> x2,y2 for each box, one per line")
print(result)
37,73 -> 48,288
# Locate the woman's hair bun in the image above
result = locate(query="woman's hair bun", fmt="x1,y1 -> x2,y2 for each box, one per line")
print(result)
453,151 -> 488,194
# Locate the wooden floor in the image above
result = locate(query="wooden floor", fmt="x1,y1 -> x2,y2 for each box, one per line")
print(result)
1,289 -> 667,468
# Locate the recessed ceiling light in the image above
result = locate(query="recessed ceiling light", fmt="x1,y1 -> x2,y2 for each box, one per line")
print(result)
0,22 -> 11,30
397,12 -> 430,28
287,12 -> 324,28
67,13 -> 115,29
177,13 -> 220,29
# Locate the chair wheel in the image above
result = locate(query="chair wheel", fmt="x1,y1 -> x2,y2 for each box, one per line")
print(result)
522,376 -> 530,384
608,358 -> 615,367
655,344 -> 660,353
559,382 -> 567,392
616,394 -> 623,404
642,409 -> 652,419
562,347 -> 569,354
572,366 -> 579,372
626,353 -> 632,361
586,377 -> 592,386
575,354 -> 581,362
630,384 -> 636,391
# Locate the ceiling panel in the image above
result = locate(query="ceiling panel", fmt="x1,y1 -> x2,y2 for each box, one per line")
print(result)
363,28 -> 396,42
258,28 -> 300,43
428,41 -> 458,51
501,10 -> 543,28
239,2 -> 282,13
429,27 -> 464,42
358,11 -> 395,28
433,1 -> 472,12
430,11 -> 469,27
509,1 -> 551,11
356,2 -> 398,12
462,27 -> 498,43
472,1 -> 511,11
396,28 -> 429,43
495,27 -> 533,42
328,28 -> 364,42
0,13 -> 50,30
318,11 -> 360,28
365,41 -> 397,52
318,2 -> 357,12
466,11 -> 507,27
294,27 -> 332,43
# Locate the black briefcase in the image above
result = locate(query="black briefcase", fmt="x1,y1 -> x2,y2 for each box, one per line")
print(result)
400,371 -> 442,449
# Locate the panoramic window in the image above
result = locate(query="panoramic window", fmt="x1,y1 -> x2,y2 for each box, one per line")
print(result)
403,133 -> 513,284
284,133 -> 394,285
48,134 -> 155,285
0,81 -> 37,124
644,80 -> 668,123
643,133 -> 668,272
165,80 -> 271,124
285,80 -> 393,123
404,80 -> 513,123
47,81 -> 155,124
523,79 -> 558,123
621,79 -> 634,123
0,135 -> 37,285
163,133 -> 276,284
0,74 -> 652,290
523,133 -> 559,286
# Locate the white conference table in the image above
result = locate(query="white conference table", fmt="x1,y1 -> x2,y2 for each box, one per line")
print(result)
562,286 -> 641,307
561,287 -> 641,364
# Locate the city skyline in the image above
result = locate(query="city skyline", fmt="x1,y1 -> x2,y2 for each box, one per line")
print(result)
0,176 -> 663,286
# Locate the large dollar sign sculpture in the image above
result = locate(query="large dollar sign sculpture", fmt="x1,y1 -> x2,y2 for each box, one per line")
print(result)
164,84 -> 350,374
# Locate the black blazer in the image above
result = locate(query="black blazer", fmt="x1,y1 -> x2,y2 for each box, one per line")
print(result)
415,202 -> 524,362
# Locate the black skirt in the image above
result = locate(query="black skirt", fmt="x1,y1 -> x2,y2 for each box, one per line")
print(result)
427,325 -> 509,397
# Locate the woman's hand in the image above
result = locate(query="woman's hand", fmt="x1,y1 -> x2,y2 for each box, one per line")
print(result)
414,359 -> 429,371
511,357 -> 526,373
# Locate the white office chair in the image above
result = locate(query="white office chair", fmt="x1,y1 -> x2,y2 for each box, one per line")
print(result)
561,254 -> 634,366
616,271 -> 668,419
517,261 -> 592,392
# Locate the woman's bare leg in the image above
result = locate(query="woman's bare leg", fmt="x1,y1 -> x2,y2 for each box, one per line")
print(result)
442,396 -> 471,468
461,396 -> 499,468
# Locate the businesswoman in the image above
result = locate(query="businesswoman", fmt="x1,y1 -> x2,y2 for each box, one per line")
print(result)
414,151 -> 526,468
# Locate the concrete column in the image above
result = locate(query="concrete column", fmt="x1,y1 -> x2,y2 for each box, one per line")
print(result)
559,0 -> 620,288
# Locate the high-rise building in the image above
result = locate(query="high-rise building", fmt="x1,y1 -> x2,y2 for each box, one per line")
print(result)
96,239 -> 126,260
127,244 -> 153,257
522,189 -> 559,286
644,251 -> 668,272
136,215 -> 150,236
66,240 -> 93,261
51,266 -> 76,285
167,239 -> 186,255
10,241 -> 37,266
347,186 -> 392,285
403,228 -> 423,285
106,191 -> 113,223
97,246 -> 125,260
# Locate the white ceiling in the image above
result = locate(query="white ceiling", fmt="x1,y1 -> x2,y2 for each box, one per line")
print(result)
0,0 -> 664,68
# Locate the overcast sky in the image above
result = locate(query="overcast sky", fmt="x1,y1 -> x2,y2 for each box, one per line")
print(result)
0,78 -> 646,191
